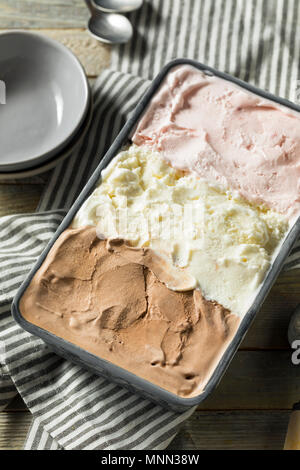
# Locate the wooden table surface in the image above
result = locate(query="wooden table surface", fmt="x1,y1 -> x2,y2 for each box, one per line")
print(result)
0,0 -> 299,451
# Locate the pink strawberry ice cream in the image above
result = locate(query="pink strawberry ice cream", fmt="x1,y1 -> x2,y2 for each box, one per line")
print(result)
132,65 -> 300,220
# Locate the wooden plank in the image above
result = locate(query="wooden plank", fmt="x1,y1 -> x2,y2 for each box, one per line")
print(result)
169,410 -> 290,450
0,409 -> 291,450
199,350 -> 300,410
241,269 -> 300,350
0,1 -> 88,28
0,411 -> 31,450
0,184 -> 43,216
0,174 -> 50,185
4,351 -> 300,413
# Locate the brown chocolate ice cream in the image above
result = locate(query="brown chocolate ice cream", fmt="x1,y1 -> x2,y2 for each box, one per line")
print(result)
20,226 -> 240,398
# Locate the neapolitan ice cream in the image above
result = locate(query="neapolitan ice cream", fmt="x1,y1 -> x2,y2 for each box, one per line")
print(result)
19,65 -> 300,398
72,145 -> 288,315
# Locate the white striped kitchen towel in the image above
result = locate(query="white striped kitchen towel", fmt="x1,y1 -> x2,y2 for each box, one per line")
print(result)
1,0 -> 300,450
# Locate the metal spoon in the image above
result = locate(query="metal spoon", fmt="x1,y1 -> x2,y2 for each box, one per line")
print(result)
85,0 -> 133,44
92,0 -> 143,13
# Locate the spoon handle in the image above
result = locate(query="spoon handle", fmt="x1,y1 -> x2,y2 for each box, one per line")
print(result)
84,0 -> 94,14
284,402 -> 300,449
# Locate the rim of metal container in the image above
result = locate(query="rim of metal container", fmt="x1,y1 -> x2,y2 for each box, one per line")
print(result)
11,58 -> 300,409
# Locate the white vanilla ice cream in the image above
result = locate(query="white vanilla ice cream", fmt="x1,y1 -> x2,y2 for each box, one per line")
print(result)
73,145 -> 289,316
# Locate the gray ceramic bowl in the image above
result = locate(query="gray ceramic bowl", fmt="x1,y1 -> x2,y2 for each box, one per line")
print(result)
0,93 -> 93,180
0,31 -> 90,171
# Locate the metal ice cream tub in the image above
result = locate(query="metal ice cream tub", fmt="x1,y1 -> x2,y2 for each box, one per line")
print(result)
12,59 -> 300,412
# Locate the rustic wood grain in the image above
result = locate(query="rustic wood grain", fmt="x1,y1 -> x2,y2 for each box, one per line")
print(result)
241,269 -> 300,349
0,409 -> 291,450
4,351 -> 300,412
0,411 -> 31,450
169,410 -> 290,450
0,1 -> 88,28
0,184 -> 44,216
0,173 -> 51,185
199,351 -> 300,410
